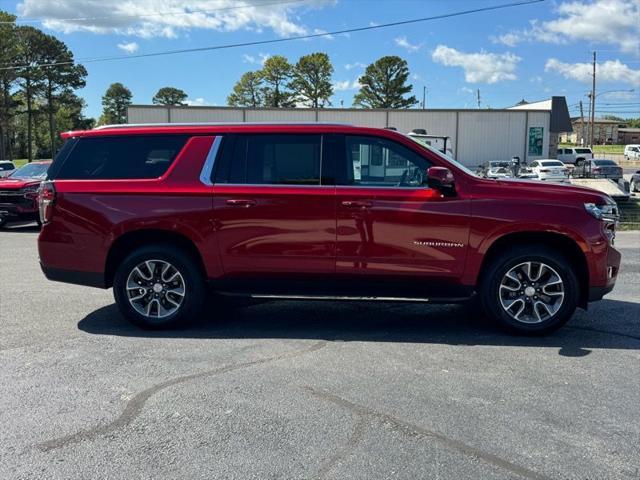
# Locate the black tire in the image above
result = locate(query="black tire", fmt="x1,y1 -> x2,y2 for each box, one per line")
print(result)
113,244 -> 205,329
631,180 -> 638,193
479,245 -> 580,335
0,217 -> 6,229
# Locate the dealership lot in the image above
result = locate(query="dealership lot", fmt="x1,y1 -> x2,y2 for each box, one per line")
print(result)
1,226 -> 639,480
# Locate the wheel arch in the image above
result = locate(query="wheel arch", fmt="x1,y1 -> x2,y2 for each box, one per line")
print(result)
477,231 -> 590,308
105,229 -> 206,288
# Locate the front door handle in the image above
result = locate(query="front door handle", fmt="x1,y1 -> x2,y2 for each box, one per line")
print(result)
226,198 -> 257,207
341,200 -> 372,208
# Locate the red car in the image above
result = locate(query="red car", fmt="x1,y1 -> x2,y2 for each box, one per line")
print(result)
0,161 -> 51,228
37,124 -> 620,334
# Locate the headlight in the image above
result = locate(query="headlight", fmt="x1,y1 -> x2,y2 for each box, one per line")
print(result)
584,202 -> 618,221
21,184 -> 40,193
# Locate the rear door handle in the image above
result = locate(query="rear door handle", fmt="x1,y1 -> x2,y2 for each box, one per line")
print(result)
341,200 -> 372,208
226,198 -> 257,207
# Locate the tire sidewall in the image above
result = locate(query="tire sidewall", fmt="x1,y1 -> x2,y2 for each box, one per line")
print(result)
113,245 -> 204,329
480,247 -> 579,335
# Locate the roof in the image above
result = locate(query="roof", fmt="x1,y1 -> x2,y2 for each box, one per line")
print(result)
570,117 -> 626,124
61,123 -> 401,139
508,98 -> 552,111
619,127 -> 640,133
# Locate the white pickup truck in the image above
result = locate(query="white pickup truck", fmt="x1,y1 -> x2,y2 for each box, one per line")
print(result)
556,147 -> 593,165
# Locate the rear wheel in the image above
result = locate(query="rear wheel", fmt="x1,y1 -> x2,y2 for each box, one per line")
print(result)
0,217 -> 6,229
113,245 -> 205,329
479,246 -> 579,335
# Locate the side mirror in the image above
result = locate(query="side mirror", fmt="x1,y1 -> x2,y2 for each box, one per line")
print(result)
427,166 -> 455,191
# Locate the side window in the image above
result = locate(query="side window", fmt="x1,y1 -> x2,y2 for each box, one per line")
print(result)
341,135 -> 431,187
55,135 -> 188,180
530,161 -> 538,167
556,149 -> 562,155
228,134 -> 321,185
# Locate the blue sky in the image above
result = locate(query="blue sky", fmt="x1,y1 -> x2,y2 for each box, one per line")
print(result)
4,0 -> 640,119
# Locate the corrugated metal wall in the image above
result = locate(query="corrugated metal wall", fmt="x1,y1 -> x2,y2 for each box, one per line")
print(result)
127,105 -> 551,165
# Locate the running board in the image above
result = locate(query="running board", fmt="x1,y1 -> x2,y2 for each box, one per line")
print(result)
245,294 -> 471,303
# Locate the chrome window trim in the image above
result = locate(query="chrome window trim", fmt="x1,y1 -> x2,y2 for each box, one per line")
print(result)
213,183 -> 333,188
199,136 -> 222,186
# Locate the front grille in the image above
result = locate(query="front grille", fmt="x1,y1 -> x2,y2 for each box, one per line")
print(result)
0,190 -> 30,207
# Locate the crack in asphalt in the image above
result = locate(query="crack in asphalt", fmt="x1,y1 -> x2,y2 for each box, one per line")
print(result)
36,340 -> 327,452
313,415 -> 367,479
566,325 -> 640,342
304,386 -> 553,480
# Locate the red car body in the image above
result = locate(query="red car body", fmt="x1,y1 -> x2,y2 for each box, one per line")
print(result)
0,161 -> 51,226
37,124 -> 620,331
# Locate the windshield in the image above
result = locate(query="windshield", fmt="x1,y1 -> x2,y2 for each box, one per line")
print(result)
10,163 -> 49,179
405,135 -> 477,176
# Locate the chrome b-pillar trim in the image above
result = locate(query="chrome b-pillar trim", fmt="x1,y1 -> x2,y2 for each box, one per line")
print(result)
199,135 -> 222,186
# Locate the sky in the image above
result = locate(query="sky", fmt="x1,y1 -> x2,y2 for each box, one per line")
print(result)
3,0 -> 639,120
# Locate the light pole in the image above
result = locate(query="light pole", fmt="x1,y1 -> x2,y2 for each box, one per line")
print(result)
586,88 -> 635,147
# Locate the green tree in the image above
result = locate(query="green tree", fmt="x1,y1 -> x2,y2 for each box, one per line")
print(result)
152,87 -> 188,106
259,55 -> 295,108
101,82 -> 132,124
227,71 -> 264,107
0,11 -> 19,160
39,34 -> 87,157
15,26 -> 48,161
354,56 -> 418,109
291,52 -> 334,108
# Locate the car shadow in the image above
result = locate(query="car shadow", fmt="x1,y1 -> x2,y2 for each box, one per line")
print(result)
77,298 -> 640,356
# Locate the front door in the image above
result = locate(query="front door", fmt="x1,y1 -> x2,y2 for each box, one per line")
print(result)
212,133 -> 335,285
334,134 -> 470,297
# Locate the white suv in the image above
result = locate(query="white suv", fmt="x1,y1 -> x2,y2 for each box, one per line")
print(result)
624,145 -> 640,160
0,161 -> 15,178
557,147 -> 593,165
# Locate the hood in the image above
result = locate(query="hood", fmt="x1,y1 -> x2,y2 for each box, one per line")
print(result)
0,177 -> 42,190
477,177 -> 612,205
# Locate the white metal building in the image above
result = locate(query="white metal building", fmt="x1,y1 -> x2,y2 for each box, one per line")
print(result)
127,97 -> 571,166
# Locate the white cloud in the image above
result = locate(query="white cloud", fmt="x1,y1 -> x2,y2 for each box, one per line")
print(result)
345,62 -> 366,71
242,52 -> 270,66
545,58 -> 640,86
333,79 -> 361,91
184,97 -> 212,106
17,0 -> 335,39
459,86 -> 474,95
394,36 -> 421,52
431,45 -> 520,84
117,41 -> 139,54
490,0 -> 640,54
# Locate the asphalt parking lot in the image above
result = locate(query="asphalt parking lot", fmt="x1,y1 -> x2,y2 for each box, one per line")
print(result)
1,225 -> 639,480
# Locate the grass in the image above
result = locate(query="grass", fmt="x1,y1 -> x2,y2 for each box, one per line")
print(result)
559,144 -> 625,155
10,159 -> 28,168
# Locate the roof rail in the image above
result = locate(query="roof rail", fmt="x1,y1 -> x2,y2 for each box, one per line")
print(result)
94,121 -> 353,130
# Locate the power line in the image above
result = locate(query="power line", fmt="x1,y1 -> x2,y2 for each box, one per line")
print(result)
0,0 -> 305,25
0,0 -> 545,71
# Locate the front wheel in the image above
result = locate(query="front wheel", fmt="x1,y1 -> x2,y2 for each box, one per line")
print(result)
479,246 -> 579,335
631,180 -> 638,192
113,245 -> 205,329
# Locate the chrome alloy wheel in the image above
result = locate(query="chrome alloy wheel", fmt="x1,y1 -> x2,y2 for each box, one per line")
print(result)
126,260 -> 186,319
498,261 -> 565,324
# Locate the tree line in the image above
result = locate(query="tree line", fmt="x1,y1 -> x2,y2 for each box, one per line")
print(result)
227,53 -> 418,109
0,10 -> 90,162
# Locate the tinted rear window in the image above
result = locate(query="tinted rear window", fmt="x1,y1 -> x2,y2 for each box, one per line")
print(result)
593,160 -> 617,166
0,162 -> 15,171
540,161 -> 564,166
575,148 -> 592,154
55,135 -> 189,180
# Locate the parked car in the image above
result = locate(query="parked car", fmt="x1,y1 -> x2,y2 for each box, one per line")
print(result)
528,159 -> 569,182
575,159 -> 623,181
630,170 -> 640,192
475,161 -> 512,179
0,160 -> 16,178
38,123 -> 620,335
557,147 -> 593,165
0,161 -> 50,228
624,145 -> 640,160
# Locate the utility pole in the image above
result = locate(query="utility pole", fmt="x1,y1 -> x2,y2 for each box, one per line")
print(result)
586,93 -> 592,147
476,89 -> 481,109
590,51 -> 596,148
422,86 -> 426,109
579,100 -> 585,146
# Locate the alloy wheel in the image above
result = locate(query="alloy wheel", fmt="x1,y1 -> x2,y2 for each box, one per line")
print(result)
126,259 -> 186,318
498,261 -> 565,324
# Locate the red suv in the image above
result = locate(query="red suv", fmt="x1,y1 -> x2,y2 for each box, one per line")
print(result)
38,124 -> 621,334
0,161 -> 51,228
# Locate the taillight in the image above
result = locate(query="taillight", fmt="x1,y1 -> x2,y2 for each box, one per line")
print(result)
593,167 -> 601,173
38,181 -> 56,224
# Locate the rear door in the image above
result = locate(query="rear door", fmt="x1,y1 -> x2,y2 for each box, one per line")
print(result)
333,134 -> 470,297
212,133 -> 335,282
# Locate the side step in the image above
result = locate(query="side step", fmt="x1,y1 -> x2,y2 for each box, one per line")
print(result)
216,293 -> 473,304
